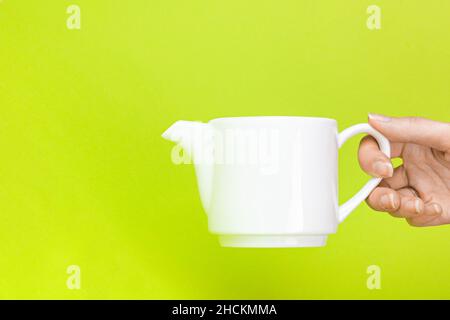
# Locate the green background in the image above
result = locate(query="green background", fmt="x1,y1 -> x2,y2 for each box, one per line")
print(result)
0,0 -> 449,299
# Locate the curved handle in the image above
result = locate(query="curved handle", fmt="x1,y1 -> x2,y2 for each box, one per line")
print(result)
338,123 -> 391,223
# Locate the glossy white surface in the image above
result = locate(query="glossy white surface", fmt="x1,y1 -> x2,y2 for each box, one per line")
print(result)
163,117 -> 390,247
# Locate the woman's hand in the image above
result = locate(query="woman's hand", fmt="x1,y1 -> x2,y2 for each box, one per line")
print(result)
359,114 -> 450,226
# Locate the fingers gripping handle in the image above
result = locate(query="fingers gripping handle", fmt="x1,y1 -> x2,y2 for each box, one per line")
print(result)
338,124 -> 391,223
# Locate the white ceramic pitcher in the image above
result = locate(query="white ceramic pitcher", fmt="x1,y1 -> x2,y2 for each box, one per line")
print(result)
162,117 -> 390,247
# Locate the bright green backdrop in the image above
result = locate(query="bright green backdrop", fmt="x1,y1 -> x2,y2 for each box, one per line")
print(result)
0,0 -> 449,299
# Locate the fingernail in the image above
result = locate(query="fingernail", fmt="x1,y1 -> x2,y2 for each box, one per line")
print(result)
373,161 -> 394,177
414,199 -> 422,214
433,203 -> 442,215
369,113 -> 391,122
380,193 -> 396,210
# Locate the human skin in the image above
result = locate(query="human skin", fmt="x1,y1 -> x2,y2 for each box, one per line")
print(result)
359,114 -> 450,226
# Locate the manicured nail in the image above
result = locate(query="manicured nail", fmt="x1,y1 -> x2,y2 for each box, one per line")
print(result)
414,199 -> 422,214
433,203 -> 442,215
380,193 -> 396,210
369,113 -> 391,122
373,161 -> 394,177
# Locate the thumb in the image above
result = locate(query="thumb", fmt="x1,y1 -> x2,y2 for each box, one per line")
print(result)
368,114 -> 450,153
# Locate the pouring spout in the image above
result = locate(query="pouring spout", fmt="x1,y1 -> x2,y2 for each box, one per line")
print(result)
162,120 -> 215,212
162,120 -> 203,157
162,120 -> 193,144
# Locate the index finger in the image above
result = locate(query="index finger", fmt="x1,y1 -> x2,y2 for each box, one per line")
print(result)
368,114 -> 450,152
